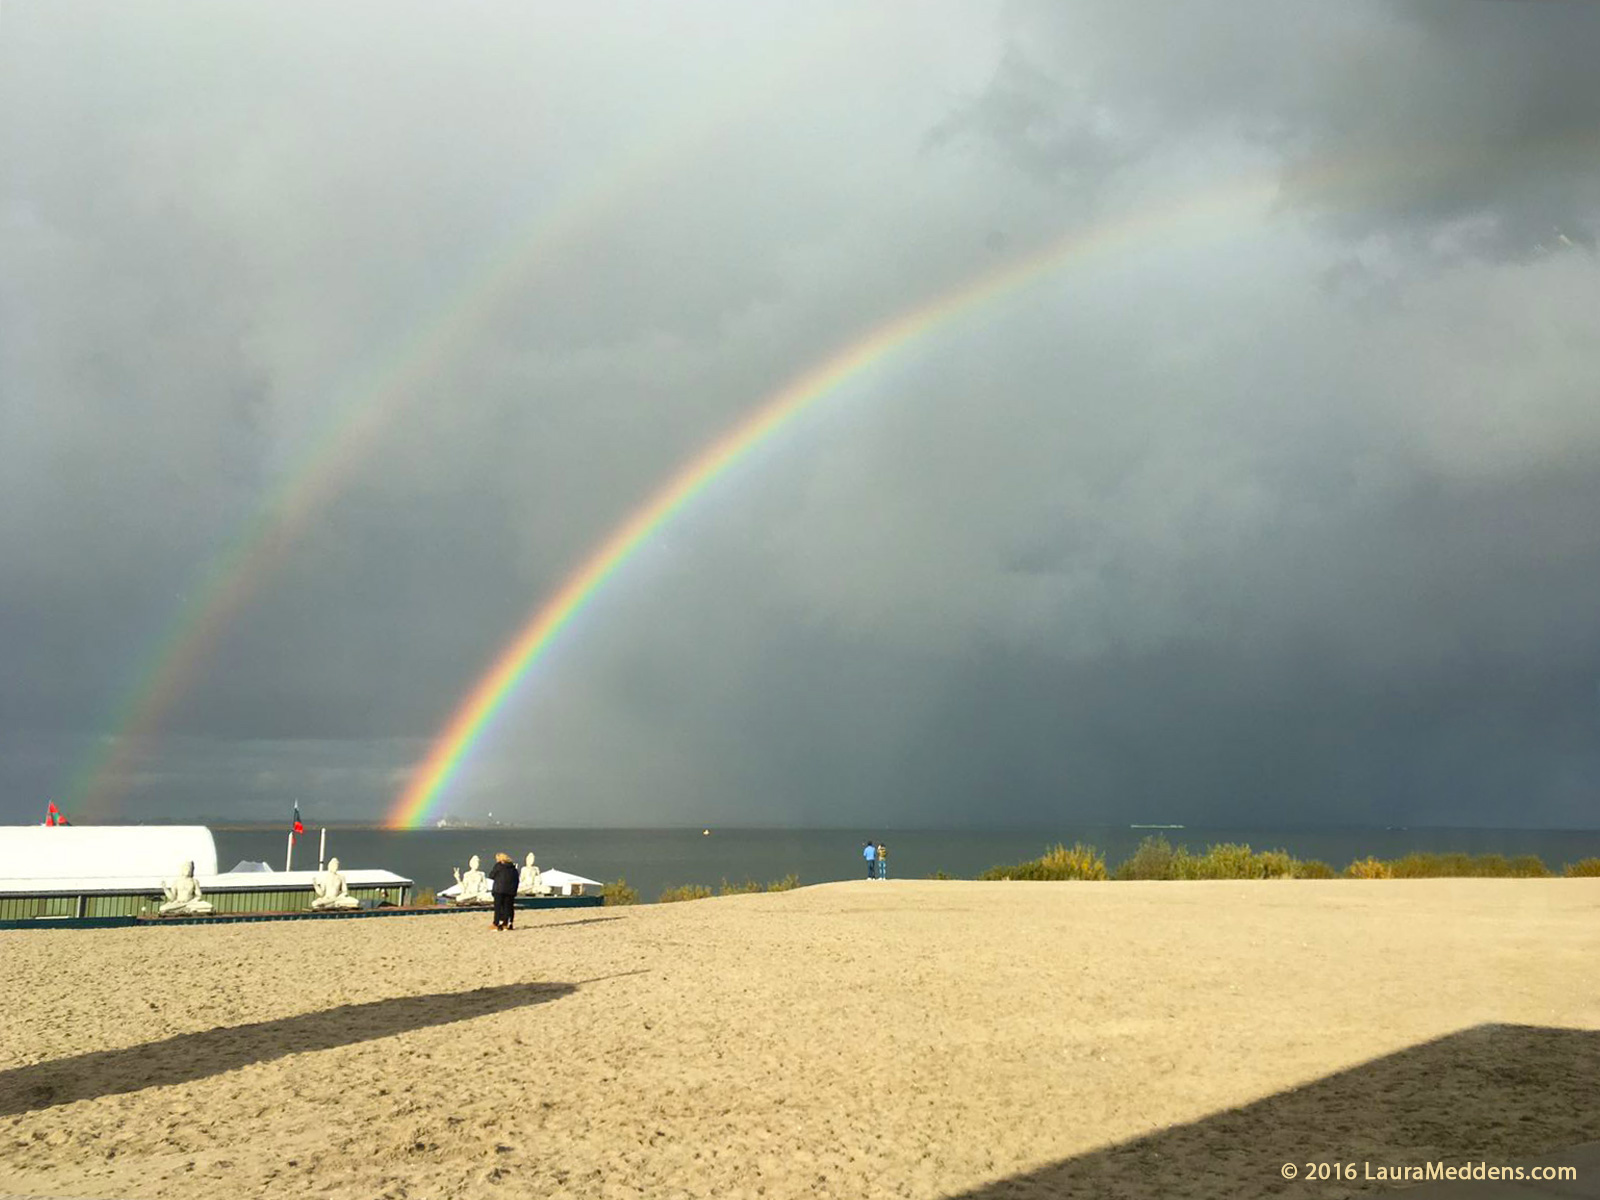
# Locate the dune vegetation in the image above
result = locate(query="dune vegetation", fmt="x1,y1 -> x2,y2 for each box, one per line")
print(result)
611,844 -> 1596,905
965,837 -> 1594,882
601,878 -> 640,906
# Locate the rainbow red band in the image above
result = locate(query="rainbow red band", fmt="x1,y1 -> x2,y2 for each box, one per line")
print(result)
385,176 -> 1283,828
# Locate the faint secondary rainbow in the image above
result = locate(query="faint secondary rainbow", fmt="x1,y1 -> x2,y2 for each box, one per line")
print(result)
65,14 -> 873,818
387,174 -> 1288,828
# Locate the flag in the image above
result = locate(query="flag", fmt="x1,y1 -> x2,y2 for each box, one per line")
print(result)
292,803 -> 305,839
46,801 -> 59,827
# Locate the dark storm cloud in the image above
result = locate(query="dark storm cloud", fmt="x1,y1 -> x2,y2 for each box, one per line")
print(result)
942,0 -> 1600,255
3,1 -> 1598,828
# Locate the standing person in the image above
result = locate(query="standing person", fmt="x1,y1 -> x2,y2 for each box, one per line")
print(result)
863,840 -> 877,880
489,852 -> 520,931
876,843 -> 888,880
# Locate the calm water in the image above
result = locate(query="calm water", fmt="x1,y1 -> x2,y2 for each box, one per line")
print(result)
212,826 -> 1600,903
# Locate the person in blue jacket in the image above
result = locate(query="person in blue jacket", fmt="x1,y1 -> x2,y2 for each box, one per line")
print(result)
863,840 -> 877,879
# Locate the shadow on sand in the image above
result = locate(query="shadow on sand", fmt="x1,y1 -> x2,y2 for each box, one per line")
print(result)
0,980 -> 577,1116
521,916 -> 625,931
942,1024 -> 1600,1199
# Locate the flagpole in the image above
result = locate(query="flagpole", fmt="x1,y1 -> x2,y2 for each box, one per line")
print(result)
285,828 -> 294,872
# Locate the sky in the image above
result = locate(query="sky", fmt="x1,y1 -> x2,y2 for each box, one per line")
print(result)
3,0 -> 1598,829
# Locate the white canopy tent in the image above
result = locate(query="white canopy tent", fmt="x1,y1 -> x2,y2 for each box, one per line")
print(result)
0,826 -> 218,879
538,869 -> 603,895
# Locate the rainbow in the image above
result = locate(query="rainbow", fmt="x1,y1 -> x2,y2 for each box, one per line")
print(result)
64,16 -> 871,818
386,174 -> 1286,828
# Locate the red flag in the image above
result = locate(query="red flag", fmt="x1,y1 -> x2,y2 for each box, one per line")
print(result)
292,803 -> 305,838
46,801 -> 58,827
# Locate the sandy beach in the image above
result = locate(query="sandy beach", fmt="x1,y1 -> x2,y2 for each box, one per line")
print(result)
2,879 -> 1597,1200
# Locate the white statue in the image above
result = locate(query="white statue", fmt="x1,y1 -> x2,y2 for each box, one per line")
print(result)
159,861 -> 214,916
312,857 -> 360,910
517,852 -> 548,896
452,854 -> 492,905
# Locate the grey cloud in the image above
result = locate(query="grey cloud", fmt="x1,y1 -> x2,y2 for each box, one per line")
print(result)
4,1 -> 1600,830
938,0 -> 1600,257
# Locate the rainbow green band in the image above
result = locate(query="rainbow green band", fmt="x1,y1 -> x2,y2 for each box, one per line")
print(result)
64,16 -> 865,818
386,175 -> 1284,828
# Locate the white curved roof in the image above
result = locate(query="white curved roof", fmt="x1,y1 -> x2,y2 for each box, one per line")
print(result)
0,825 -> 218,879
0,868 -> 412,896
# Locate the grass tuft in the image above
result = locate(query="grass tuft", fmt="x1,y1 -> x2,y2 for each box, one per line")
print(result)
1345,857 -> 1393,879
1290,859 -> 1336,879
1345,853 -> 1555,878
980,842 -> 1108,881
1113,838 -> 1297,880
657,883 -> 714,903
1114,836 -> 1176,880
990,841 -> 1564,883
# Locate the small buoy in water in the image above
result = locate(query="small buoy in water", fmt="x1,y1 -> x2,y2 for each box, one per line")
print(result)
702,829 -> 711,836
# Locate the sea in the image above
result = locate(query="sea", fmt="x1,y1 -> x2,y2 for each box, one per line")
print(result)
211,826 -> 1600,902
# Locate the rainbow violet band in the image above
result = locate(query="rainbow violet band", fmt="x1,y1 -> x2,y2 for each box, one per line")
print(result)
61,17 -> 861,820
386,175 -> 1283,828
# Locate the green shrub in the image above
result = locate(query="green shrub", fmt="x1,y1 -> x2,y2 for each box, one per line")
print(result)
1290,859 -> 1336,879
1191,842 -> 1253,879
927,870 -> 952,880
658,883 -> 713,903
1256,849 -> 1294,879
1114,839 -> 1291,881
1167,842 -> 1290,880
1346,856 -> 1392,879
1388,852 -> 1459,877
710,876 -> 798,894
980,842 -> 1107,881
1381,852 -> 1551,878
602,878 -> 639,906
1563,858 -> 1600,877
1115,836 -> 1177,880
414,887 -> 437,907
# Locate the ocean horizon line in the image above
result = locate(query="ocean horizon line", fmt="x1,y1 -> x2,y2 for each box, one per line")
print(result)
61,819 -> 1600,835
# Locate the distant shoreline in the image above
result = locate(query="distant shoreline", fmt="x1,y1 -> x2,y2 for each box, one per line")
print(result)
117,821 -> 1600,833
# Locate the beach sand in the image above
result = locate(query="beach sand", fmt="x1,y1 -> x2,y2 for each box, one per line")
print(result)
2,879 -> 1597,1200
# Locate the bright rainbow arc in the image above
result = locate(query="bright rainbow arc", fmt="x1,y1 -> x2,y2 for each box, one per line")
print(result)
386,175 -> 1286,829
64,15 -> 870,819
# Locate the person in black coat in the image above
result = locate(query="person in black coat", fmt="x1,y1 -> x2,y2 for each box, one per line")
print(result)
489,852 -> 520,931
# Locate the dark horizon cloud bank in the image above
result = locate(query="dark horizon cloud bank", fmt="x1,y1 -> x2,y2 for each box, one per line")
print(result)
3,0 -> 1598,828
